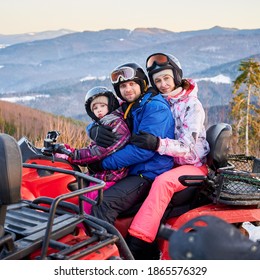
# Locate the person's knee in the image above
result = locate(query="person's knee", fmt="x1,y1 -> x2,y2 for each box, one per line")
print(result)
91,203 -> 115,224
153,173 -> 178,191
91,205 -> 103,219
154,175 -> 170,186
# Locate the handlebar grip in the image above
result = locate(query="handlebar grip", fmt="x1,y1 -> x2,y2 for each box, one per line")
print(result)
59,147 -> 74,158
157,224 -> 175,240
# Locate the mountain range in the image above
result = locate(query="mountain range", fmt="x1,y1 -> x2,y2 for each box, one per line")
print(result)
0,26 -> 259,126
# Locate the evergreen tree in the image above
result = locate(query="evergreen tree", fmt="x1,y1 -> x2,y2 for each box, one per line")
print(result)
230,58 -> 260,156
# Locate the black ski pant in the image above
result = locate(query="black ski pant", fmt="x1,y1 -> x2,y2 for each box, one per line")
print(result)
91,175 -> 152,224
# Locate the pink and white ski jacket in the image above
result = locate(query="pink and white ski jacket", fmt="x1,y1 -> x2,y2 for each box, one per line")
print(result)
157,79 -> 210,166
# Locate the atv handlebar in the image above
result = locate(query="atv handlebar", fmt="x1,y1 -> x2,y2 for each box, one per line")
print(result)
54,144 -> 74,158
41,142 -> 74,158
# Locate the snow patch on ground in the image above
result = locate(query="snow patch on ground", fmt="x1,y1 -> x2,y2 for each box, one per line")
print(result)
0,94 -> 50,102
242,222 -> 260,242
80,75 -> 107,82
194,74 -> 231,84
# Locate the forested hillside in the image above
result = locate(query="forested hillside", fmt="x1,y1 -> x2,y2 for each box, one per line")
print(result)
0,100 -> 89,148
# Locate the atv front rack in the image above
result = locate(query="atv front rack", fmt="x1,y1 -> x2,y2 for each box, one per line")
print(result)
2,164 -> 134,260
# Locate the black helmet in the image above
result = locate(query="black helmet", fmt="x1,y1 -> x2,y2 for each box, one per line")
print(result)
146,53 -> 183,89
110,62 -> 149,101
85,86 -> 120,122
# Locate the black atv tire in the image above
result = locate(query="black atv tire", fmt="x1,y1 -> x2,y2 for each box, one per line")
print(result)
0,133 -> 22,205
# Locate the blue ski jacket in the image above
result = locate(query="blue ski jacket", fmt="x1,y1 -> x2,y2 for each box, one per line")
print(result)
101,90 -> 175,180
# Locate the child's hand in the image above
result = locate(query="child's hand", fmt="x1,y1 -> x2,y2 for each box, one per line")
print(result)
55,153 -> 69,160
89,124 -> 116,148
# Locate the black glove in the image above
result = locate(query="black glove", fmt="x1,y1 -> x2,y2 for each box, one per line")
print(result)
87,160 -> 104,174
130,131 -> 160,151
89,124 -> 116,148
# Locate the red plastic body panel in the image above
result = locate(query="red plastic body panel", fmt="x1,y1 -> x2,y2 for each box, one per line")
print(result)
21,158 -> 79,204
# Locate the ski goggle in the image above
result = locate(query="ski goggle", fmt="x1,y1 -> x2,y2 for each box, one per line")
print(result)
110,67 -> 136,84
146,53 -> 170,72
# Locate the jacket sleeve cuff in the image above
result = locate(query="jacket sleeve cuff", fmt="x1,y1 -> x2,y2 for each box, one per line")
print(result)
157,138 -> 168,155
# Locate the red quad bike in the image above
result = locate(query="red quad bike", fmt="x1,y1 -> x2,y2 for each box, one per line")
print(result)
0,133 -> 134,260
11,123 -> 260,259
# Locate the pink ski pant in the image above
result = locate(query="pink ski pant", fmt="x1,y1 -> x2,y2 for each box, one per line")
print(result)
128,164 -> 208,242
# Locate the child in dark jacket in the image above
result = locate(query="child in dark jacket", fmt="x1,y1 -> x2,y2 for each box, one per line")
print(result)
56,86 -> 130,214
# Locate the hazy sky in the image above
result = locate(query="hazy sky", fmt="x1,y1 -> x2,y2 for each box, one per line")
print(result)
1,0 -> 259,34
